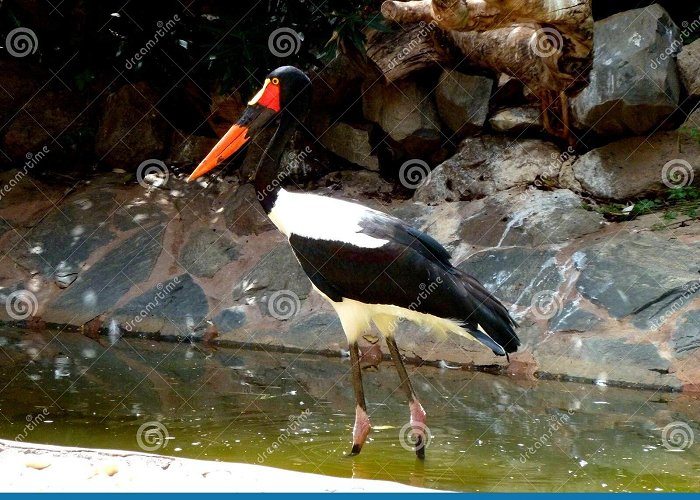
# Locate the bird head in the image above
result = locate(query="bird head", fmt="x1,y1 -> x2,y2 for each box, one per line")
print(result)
187,66 -> 311,182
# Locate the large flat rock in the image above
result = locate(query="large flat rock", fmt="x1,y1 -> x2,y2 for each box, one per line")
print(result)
45,226 -> 166,325
575,233 -> 699,319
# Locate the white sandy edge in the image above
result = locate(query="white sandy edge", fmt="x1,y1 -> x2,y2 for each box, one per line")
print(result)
0,439 -> 438,492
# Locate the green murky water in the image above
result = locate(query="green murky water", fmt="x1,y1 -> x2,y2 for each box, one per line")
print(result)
0,327 -> 699,491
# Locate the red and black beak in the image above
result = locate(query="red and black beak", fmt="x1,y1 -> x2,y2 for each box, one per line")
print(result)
187,78 -> 282,182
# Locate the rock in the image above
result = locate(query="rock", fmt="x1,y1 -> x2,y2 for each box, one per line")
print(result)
208,89 -> 245,138
488,106 -> 543,133
19,185 -> 117,279
114,274 -> 209,336
54,262 -> 78,289
490,74 -> 526,108
550,302 -> 603,332
632,281 -> 700,330
672,310 -> 700,358
113,202 -> 168,235
170,135 -> 217,166
45,226 -> 165,325
179,228 -> 239,278
232,243 -> 311,310
95,82 -> 168,169
575,233 -> 699,319
314,170 -> 395,201
0,60 -> 43,117
678,39 -> 700,98
458,189 -> 604,248
362,79 -> 441,157
571,5 -> 681,137
310,53 -> 369,131
572,128 -> 700,199
415,136 -> 561,201
434,71 -> 492,136
213,307 -> 247,333
220,184 -> 275,236
320,123 -> 379,171
459,247 -> 562,306
2,90 -> 90,163
581,338 -> 670,372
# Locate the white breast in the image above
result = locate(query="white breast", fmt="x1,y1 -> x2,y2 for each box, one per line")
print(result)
268,189 -> 389,248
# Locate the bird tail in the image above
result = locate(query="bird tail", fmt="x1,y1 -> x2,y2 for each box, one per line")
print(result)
451,268 -> 520,357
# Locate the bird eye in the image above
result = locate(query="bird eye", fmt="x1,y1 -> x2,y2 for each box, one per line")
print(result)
271,77 -> 280,85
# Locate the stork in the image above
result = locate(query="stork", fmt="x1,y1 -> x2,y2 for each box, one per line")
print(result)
187,66 -> 519,458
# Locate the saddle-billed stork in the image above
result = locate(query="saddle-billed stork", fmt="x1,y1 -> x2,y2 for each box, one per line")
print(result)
187,66 -> 519,458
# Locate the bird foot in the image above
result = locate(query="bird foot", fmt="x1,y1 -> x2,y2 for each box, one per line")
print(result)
409,399 -> 428,459
349,405 -> 371,456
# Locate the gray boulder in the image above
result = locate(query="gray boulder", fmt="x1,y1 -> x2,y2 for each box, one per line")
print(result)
434,71 -> 492,136
488,106 -> 543,134
415,136 -> 561,202
678,39 -> 700,98
362,79 -> 441,156
95,82 -> 168,169
571,5 -> 681,137
320,122 -> 379,171
572,124 -> 700,200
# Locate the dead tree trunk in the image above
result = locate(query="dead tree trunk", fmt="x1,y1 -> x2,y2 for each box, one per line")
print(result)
371,0 -> 594,141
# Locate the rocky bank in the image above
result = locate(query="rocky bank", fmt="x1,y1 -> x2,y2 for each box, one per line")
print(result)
0,4 -> 698,392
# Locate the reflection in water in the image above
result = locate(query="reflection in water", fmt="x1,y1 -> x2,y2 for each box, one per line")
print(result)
0,327 -> 698,492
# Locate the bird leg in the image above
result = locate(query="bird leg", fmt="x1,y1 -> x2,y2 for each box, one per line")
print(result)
385,335 -> 427,459
349,341 -> 371,456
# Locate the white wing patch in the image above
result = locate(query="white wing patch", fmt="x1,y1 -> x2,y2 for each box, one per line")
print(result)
268,189 -> 389,248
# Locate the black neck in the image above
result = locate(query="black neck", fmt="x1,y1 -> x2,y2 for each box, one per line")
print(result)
254,114 -> 296,213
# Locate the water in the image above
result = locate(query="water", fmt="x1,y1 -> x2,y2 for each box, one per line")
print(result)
0,327 -> 698,492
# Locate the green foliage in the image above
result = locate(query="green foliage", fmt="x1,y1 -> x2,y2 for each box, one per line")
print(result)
322,8 -> 391,61
680,125 -> 700,145
591,187 -> 700,224
0,1 -> 383,94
